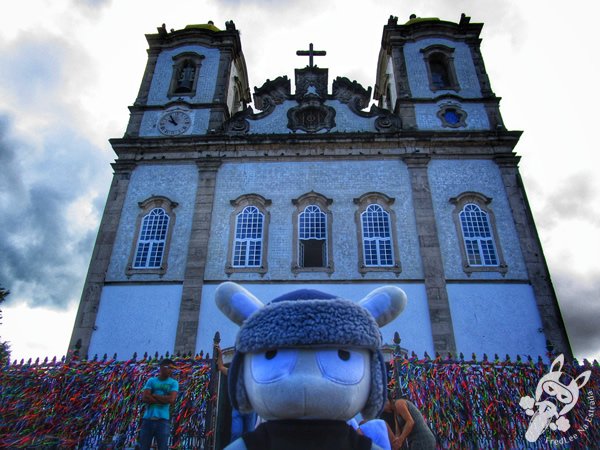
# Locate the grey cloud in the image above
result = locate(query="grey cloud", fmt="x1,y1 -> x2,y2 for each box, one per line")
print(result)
0,114 -> 109,309
553,272 -> 600,361
0,32 -> 93,113
536,173 -> 600,229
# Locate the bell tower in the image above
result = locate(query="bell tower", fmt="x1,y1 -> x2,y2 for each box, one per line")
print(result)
125,20 -> 250,138
375,13 -> 504,132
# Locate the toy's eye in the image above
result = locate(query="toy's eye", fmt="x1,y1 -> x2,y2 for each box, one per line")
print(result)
250,349 -> 297,384
316,349 -> 366,385
338,350 -> 350,361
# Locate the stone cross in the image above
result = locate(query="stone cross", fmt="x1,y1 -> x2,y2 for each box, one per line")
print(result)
296,43 -> 326,67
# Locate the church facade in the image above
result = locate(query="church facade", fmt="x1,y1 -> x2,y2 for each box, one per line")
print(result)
69,15 -> 572,360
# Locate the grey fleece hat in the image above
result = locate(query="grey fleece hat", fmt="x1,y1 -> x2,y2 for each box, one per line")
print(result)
215,283 -> 406,420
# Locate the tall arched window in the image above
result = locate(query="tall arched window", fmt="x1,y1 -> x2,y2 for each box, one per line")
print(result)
361,204 -> 394,266
128,197 -> 178,275
459,204 -> 498,266
354,192 -> 401,274
299,205 -> 328,268
421,45 -> 459,92
233,206 -> 264,267
292,192 -> 333,273
450,192 -> 507,274
429,54 -> 451,89
134,208 -> 169,268
168,53 -> 205,97
226,194 -> 271,274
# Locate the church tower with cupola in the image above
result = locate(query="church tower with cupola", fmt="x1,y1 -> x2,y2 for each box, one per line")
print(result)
70,15 -> 572,361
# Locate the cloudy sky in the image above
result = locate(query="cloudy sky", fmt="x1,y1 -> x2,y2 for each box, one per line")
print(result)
1,0 -> 598,362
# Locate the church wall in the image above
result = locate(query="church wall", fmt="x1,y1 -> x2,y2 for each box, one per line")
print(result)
447,283 -> 547,358
195,282 -> 435,356
404,38 -> 482,99
415,102 -> 490,130
428,159 -> 528,280
147,45 -> 221,105
106,163 -> 198,282
88,284 -> 182,359
204,159 -> 423,281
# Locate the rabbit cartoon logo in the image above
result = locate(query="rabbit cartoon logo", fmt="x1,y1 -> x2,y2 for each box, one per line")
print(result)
519,354 -> 591,442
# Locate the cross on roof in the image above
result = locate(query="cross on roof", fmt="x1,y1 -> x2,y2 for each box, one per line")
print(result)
296,43 -> 326,68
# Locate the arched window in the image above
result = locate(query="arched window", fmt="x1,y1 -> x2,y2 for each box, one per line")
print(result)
168,53 -> 205,97
354,192 -> 401,273
128,197 -> 178,275
429,54 -> 451,89
233,206 -> 264,267
459,204 -> 498,266
450,192 -> 507,274
299,205 -> 327,268
361,205 -> 394,266
292,192 -> 333,273
421,45 -> 459,92
133,208 -> 169,268
226,194 -> 271,274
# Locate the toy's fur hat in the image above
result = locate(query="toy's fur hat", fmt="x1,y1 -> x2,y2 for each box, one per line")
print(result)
216,282 -> 406,420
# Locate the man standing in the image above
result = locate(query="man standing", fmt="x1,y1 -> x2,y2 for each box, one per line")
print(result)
139,358 -> 179,450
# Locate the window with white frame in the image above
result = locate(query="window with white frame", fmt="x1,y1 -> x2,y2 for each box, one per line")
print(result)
361,204 -> 394,266
133,208 -> 170,269
233,206 -> 264,267
450,192 -> 507,275
354,192 -> 401,273
299,205 -> 327,268
459,203 -> 498,266
226,194 -> 271,274
292,192 -> 333,273
127,197 -> 177,275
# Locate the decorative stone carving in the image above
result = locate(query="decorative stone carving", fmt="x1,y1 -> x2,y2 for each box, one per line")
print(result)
223,107 -> 251,135
287,97 -> 336,133
373,106 -> 402,133
253,76 -> 291,111
332,77 -> 372,111
294,67 -> 328,99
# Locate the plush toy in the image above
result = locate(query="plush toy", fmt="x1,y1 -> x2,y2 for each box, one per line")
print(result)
215,282 -> 407,450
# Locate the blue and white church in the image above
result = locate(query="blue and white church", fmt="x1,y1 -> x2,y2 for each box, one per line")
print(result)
69,15 -> 572,360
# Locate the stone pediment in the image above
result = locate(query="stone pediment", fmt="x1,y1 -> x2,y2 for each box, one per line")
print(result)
223,69 -> 401,135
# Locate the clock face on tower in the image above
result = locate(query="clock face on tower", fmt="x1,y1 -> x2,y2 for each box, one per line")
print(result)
158,111 -> 192,136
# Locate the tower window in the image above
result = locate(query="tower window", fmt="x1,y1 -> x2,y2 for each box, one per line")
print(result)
354,192 -> 401,274
421,45 -> 460,92
437,104 -> 467,128
127,197 -> 178,275
450,192 -> 507,275
168,53 -> 205,98
226,194 -> 271,274
292,192 -> 333,273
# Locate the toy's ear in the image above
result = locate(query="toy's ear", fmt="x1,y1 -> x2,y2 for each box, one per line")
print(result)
549,354 -> 564,373
359,286 -> 407,327
215,282 -> 264,326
